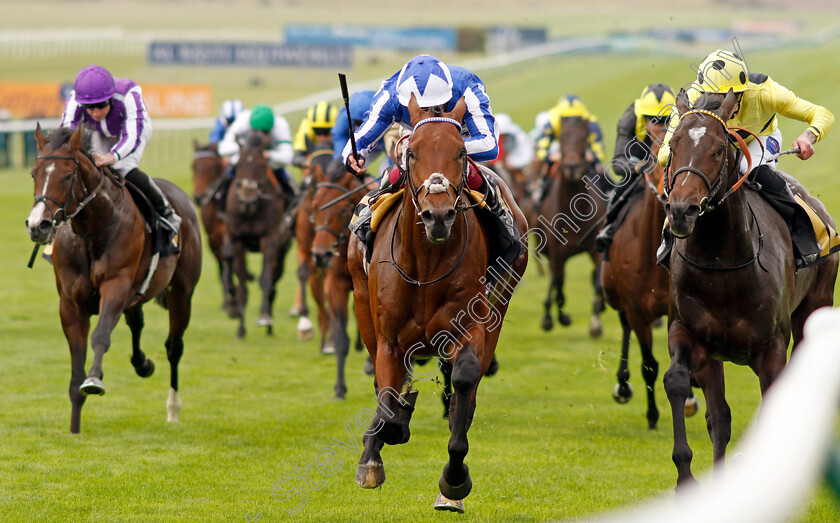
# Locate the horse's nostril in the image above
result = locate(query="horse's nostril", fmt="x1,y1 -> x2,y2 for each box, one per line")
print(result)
420,210 -> 433,224
38,220 -> 52,231
685,205 -> 701,219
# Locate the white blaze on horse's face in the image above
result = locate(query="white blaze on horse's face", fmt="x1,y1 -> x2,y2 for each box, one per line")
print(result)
422,173 -> 450,195
688,127 -> 706,147
28,163 -> 55,231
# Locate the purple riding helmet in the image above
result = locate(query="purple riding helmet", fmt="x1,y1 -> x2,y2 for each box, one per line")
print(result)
74,65 -> 115,104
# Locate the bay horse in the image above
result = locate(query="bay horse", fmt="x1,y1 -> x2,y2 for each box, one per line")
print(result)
222,131 -> 293,338
538,115 -> 606,336
26,125 -> 201,433
601,118 -> 698,429
663,88 -> 837,487
292,145 -> 332,350
191,140 -> 235,315
310,158 -> 377,398
348,96 -> 529,513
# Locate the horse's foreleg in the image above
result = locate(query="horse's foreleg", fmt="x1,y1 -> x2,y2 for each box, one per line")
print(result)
295,258 -> 314,339
310,270 -> 331,353
82,278 -> 133,397
694,360 -> 729,477
540,281 -> 554,331
440,360 -> 453,419
257,236 -> 280,333
232,247 -> 248,339
613,311 -> 633,405
220,239 -> 238,319
328,274 -> 352,399
663,322 -> 698,488
588,254 -> 604,337
634,320 -> 659,430
163,283 -> 193,423
554,265 -> 571,327
124,306 -> 155,378
60,296 -> 90,433
438,338 -> 483,510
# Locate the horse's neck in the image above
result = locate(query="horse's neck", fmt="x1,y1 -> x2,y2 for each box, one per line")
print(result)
686,189 -> 753,258
70,163 -> 127,238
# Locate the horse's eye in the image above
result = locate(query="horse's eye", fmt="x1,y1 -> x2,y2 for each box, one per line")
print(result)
716,145 -> 726,156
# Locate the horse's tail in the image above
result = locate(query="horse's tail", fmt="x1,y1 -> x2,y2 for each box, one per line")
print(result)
155,292 -> 169,310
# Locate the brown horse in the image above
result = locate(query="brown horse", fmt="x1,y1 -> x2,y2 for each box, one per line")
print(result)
601,118 -> 699,429
348,97 -> 528,513
310,158 -> 378,398
537,115 -> 606,336
662,88 -> 837,487
191,140 -> 235,314
292,146 -> 332,350
26,125 -> 201,433
222,131 -> 293,338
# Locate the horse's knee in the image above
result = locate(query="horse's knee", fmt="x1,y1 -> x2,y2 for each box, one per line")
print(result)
452,348 -> 481,392
663,365 -> 691,398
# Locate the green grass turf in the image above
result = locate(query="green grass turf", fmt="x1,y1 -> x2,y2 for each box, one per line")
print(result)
2,3 -> 840,521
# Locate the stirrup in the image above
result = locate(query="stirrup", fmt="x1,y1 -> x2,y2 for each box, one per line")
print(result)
159,213 -> 182,233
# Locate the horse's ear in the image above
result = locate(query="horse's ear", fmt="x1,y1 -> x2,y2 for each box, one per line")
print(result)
675,88 -> 691,114
34,122 -> 47,151
407,93 -> 422,125
449,97 -> 467,123
69,126 -> 84,152
720,88 -> 739,120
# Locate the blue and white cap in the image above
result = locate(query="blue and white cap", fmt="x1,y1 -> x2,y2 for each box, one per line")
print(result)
221,99 -> 245,124
396,55 -> 453,108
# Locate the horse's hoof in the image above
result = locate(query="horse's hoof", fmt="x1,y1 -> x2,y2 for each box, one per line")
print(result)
589,317 -> 603,338
321,343 -> 335,355
236,326 -> 246,339
485,357 -> 499,377
363,358 -> 375,376
540,315 -> 553,331
80,377 -> 105,396
434,493 -> 465,513
297,317 -> 314,341
334,388 -> 347,401
225,305 -> 239,319
134,358 -> 155,378
559,312 -> 572,327
439,464 -> 472,500
684,396 -> 699,417
355,461 -> 385,488
256,315 -> 273,327
288,306 -> 301,317
613,382 -> 633,404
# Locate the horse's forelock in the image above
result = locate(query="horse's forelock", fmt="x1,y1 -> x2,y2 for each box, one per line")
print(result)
693,93 -> 724,112
46,127 -> 94,153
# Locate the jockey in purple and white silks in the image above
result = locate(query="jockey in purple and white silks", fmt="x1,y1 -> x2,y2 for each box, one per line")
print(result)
60,65 -> 181,233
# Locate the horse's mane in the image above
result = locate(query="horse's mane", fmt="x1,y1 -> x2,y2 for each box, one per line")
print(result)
692,93 -> 724,111
243,131 -> 265,150
47,126 -> 94,152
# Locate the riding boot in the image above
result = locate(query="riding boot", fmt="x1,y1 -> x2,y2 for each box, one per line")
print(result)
596,176 -> 635,252
125,168 -> 182,233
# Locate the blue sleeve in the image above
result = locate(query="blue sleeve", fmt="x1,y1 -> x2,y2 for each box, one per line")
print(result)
450,67 -> 498,162
342,81 -> 400,163
208,120 -> 226,143
332,111 -> 350,158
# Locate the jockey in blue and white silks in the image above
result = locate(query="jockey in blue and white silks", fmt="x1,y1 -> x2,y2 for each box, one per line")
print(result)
208,99 -> 245,144
341,54 -> 498,171
332,89 -> 387,167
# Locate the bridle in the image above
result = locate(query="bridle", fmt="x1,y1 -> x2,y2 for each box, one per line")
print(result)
32,152 -> 112,238
664,108 -> 753,216
381,116 -> 472,286
192,149 -> 224,206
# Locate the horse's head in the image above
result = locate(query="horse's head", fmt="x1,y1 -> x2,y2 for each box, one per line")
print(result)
192,140 -> 223,206
406,94 -> 468,243
556,116 -> 589,182
232,131 -> 272,216
664,88 -> 739,238
310,159 -> 357,268
26,124 -> 97,244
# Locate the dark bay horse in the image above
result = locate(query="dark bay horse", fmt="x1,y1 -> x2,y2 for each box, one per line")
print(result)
26,125 -> 201,433
222,131 -> 293,338
601,118 -> 698,429
191,140 -> 235,314
663,88 -> 837,487
292,146 -> 332,350
538,115 -> 606,336
310,159 -> 377,398
347,97 -> 529,513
